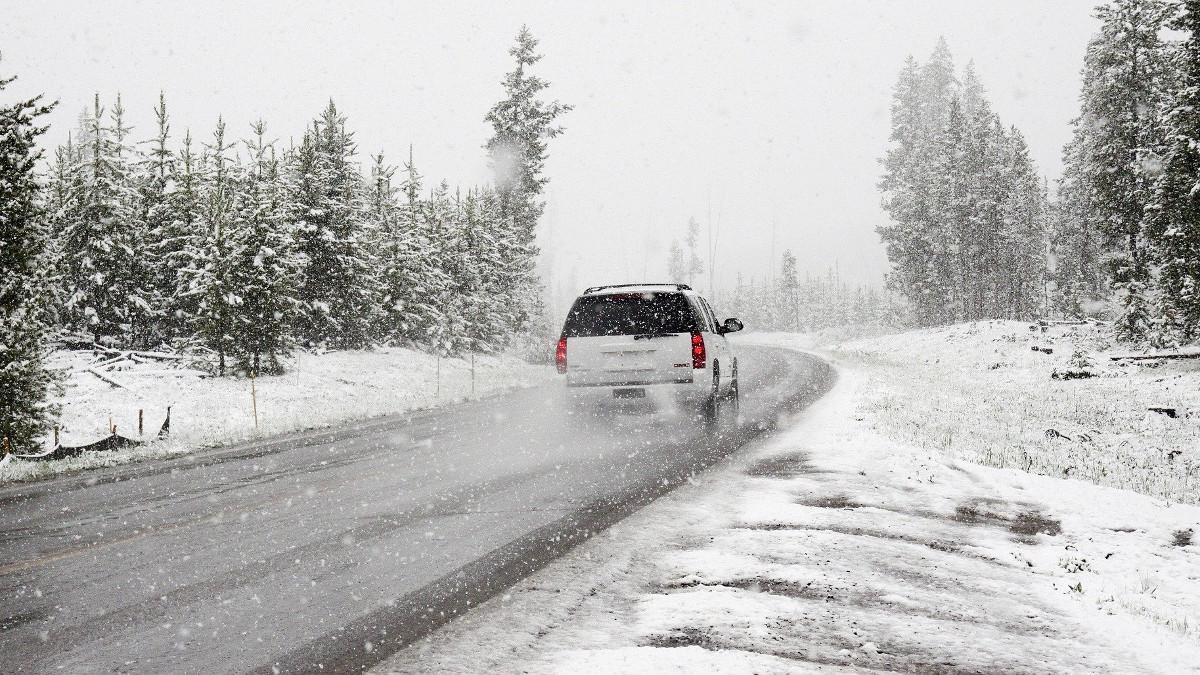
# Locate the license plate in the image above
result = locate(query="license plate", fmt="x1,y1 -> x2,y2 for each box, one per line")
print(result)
613,388 -> 646,399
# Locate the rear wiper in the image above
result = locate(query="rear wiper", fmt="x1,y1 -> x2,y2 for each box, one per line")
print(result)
633,332 -> 677,340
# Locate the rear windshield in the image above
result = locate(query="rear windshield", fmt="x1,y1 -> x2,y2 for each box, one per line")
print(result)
562,292 -> 700,337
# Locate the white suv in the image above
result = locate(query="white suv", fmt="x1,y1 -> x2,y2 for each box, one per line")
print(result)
555,284 -> 743,417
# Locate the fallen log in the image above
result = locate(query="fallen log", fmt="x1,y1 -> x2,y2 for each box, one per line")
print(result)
1051,369 -> 1096,380
1109,352 -> 1200,362
91,354 -> 131,369
84,368 -> 132,390
122,369 -> 208,377
131,350 -> 186,361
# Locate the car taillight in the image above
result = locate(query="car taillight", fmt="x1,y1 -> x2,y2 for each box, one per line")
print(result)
691,331 -> 706,369
555,336 -> 568,373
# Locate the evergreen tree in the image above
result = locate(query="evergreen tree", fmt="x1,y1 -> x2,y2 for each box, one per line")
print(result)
484,26 -> 572,333
1000,130 -> 1050,320
1052,134 -> 1108,317
138,92 -> 178,343
182,117 -> 238,374
164,131 -> 204,339
42,133 -> 80,330
879,39 -> 1049,326
110,94 -> 156,346
1148,0 -> 1200,340
776,250 -> 801,331
667,240 -> 687,282
685,217 -> 704,287
59,94 -> 151,346
459,188 -> 510,353
1075,0 -> 1174,339
878,42 -> 959,325
0,66 -> 58,452
228,121 -> 300,374
291,101 -> 375,349
374,149 -> 448,349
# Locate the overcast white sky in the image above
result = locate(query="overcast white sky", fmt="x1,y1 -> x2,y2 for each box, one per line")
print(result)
6,0 -> 1099,314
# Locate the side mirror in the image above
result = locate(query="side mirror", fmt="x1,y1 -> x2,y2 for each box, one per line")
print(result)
721,318 -> 744,334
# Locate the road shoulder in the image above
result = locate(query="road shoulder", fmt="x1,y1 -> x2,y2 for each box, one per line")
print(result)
1,348 -> 553,486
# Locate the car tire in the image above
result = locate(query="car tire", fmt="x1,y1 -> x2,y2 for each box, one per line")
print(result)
702,363 -> 720,425
729,359 -> 740,414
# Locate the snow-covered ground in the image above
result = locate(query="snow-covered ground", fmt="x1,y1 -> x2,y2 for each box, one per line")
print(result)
0,347 -> 554,482
816,320 -> 1200,505
377,328 -> 1200,673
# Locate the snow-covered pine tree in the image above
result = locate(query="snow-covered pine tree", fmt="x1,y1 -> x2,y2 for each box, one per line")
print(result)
484,26 -> 572,335
227,121 -> 300,375
878,43 -> 959,326
1000,129 -> 1050,320
60,94 -> 152,346
957,63 -> 996,319
667,240 -> 687,282
932,95 -> 970,321
181,117 -> 238,374
685,217 -> 704,288
1051,133 -> 1108,318
376,149 -> 448,350
138,92 -> 180,343
423,180 -> 467,355
366,151 -> 400,343
880,39 -> 1049,326
1075,0 -> 1174,340
164,131 -> 204,341
0,66 -> 59,452
291,102 -> 376,350
1147,0 -> 1200,341
460,188 -> 510,353
41,133 -> 82,331
777,250 -> 801,331
110,94 -> 156,346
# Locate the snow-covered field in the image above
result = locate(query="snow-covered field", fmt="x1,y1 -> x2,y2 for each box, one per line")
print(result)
378,328 -> 1200,673
0,348 -> 554,483
815,321 -> 1200,505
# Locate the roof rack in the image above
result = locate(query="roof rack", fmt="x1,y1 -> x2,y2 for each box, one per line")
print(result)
582,283 -> 691,294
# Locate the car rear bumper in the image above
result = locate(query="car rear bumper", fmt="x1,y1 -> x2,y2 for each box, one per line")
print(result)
565,376 -> 694,387
563,373 -> 711,410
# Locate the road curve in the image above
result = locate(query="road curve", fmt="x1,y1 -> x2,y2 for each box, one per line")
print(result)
0,345 -> 833,673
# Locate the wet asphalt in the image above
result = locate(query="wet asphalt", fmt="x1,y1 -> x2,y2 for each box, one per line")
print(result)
0,344 -> 833,673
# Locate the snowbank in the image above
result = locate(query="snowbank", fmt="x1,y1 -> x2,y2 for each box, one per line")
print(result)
0,348 -> 554,483
377,330 -> 1200,673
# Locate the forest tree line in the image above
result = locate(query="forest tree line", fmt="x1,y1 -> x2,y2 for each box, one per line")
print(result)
877,39 -> 1049,328
0,27 -> 569,450
879,0 -> 1200,346
724,250 -> 905,334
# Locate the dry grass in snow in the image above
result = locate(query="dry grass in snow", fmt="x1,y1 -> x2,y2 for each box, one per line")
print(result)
776,321 -> 1200,505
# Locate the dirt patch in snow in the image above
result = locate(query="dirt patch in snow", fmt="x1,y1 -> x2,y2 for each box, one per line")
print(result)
641,626 -> 717,650
951,499 -> 1062,542
736,521 -> 974,558
655,577 -> 1060,640
742,451 -> 833,478
1171,528 -> 1194,547
796,494 -> 863,509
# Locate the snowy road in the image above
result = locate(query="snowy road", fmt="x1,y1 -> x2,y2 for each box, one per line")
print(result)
0,345 -> 832,673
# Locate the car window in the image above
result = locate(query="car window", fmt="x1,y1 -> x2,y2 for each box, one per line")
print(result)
561,292 -> 700,337
687,296 -> 712,332
700,297 -> 720,331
